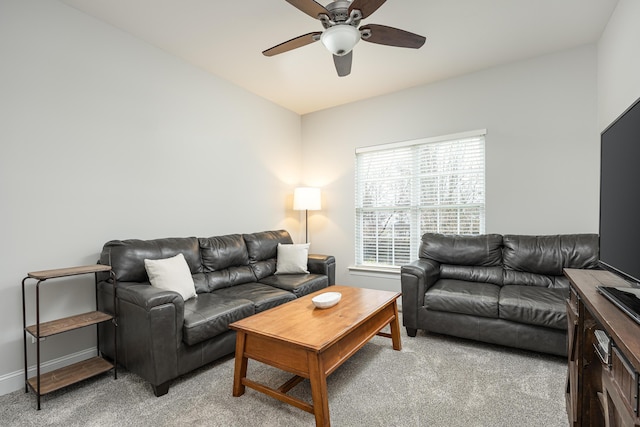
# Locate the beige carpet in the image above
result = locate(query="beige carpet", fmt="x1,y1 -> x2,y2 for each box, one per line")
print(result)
1,326 -> 568,426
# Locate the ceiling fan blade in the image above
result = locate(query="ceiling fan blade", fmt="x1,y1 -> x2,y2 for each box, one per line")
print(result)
285,0 -> 330,19
333,51 -> 353,77
348,0 -> 387,19
361,24 -> 426,49
263,32 -> 322,57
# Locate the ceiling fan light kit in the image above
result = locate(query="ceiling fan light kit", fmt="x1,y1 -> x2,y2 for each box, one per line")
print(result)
320,24 -> 361,56
264,0 -> 426,77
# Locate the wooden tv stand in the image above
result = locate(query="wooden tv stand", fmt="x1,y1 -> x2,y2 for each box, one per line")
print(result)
565,268 -> 640,426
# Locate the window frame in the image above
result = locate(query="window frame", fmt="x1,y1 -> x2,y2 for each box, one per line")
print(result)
354,129 -> 487,269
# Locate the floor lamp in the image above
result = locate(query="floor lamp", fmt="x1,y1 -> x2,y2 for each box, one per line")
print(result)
293,187 -> 321,243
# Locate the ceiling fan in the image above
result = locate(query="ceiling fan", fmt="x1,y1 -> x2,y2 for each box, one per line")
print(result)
262,0 -> 426,77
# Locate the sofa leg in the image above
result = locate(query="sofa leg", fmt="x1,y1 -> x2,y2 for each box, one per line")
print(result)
406,328 -> 417,337
153,381 -> 171,397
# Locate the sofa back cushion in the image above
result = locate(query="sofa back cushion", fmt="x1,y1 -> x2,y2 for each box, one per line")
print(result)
418,233 -> 599,288
198,234 -> 256,292
503,234 -> 599,274
243,230 -> 293,280
100,237 -> 201,283
200,234 -> 248,270
419,233 -> 503,266
502,234 -> 599,287
419,233 -> 504,286
439,265 -> 504,286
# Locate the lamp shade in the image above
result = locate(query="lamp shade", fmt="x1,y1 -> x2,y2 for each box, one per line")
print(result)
293,187 -> 321,211
320,24 -> 361,56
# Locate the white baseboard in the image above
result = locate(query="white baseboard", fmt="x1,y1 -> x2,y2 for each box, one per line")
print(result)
0,347 -> 97,396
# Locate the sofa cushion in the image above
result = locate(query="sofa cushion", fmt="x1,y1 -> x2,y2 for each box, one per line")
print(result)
499,285 -> 568,330
213,282 -> 296,313
502,270 -> 557,288
182,293 -> 254,346
503,234 -> 599,276
144,253 -> 197,301
244,230 -> 293,261
101,237 -> 201,282
439,265 -> 504,286
243,230 -> 293,280
201,267 -> 257,292
197,234 -> 256,292
425,279 -> 500,318
419,233 -> 503,267
199,234 -> 249,271
259,274 -> 328,297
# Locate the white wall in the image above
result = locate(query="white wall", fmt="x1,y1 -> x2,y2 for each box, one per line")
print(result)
598,0 -> 640,130
0,0 -> 302,394
302,45 -> 600,292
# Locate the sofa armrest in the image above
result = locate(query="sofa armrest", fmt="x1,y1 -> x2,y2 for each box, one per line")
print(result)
107,281 -> 185,344
97,280 -> 184,390
400,259 -> 441,331
308,254 -> 336,285
117,283 -> 185,312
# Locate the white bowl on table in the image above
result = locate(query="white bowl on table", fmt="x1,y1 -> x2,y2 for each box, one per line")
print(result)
312,292 -> 342,309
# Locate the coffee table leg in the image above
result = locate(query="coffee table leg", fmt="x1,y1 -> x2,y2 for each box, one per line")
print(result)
308,352 -> 330,427
390,301 -> 402,351
233,331 -> 248,397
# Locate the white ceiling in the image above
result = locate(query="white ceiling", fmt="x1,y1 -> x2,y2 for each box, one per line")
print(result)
59,0 -> 618,115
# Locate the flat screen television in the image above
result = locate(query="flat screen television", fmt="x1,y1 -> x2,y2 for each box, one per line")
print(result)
599,95 -> 640,286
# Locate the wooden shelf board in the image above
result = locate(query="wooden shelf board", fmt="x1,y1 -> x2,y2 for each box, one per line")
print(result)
27,357 -> 113,395
27,264 -> 111,280
26,311 -> 112,338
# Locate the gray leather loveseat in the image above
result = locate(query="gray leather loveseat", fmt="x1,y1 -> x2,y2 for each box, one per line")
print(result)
401,233 -> 598,356
97,230 -> 335,396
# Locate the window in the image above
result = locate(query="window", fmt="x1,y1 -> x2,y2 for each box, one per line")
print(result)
355,130 -> 486,268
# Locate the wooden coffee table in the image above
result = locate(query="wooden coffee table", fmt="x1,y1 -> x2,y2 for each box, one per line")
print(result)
230,285 -> 401,427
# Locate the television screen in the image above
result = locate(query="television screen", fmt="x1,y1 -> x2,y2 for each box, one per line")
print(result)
600,96 -> 640,284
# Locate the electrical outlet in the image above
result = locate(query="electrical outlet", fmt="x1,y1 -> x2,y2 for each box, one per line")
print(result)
31,336 -> 45,344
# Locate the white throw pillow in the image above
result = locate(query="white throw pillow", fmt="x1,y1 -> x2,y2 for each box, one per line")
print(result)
275,243 -> 310,274
144,253 -> 197,301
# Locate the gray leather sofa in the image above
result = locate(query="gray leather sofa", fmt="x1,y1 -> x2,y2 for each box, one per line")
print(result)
401,233 -> 598,356
96,230 -> 335,396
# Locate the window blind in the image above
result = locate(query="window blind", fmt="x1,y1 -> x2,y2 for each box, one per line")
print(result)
355,131 -> 486,267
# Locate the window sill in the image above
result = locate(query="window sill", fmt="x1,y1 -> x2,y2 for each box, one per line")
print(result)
348,265 -> 401,278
